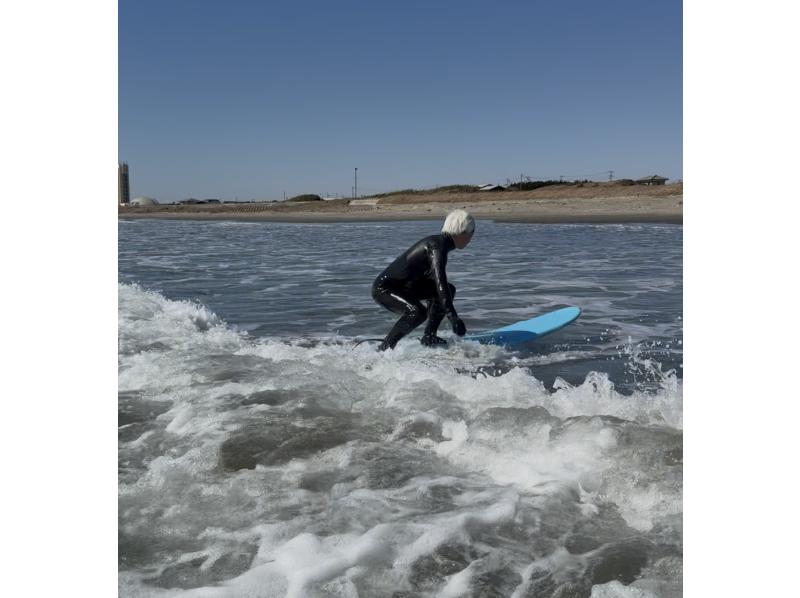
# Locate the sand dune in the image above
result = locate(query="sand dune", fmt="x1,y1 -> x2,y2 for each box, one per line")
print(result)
119,182 -> 683,224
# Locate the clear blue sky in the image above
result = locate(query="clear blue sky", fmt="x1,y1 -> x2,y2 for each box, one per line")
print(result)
119,0 -> 681,201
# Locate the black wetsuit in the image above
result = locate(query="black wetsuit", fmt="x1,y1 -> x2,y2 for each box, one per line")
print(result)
372,233 -> 466,350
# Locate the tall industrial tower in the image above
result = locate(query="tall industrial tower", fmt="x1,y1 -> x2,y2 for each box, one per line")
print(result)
118,162 -> 130,205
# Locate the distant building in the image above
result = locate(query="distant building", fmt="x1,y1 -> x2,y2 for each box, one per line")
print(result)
118,163 -> 130,204
478,184 -> 506,192
130,197 -> 159,206
636,175 -> 669,186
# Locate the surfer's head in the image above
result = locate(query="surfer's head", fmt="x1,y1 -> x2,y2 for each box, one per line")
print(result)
442,210 -> 475,249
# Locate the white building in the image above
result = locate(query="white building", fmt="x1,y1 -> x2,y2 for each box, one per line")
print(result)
130,197 -> 159,206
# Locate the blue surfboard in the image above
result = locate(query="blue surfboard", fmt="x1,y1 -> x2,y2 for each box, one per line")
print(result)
463,306 -> 581,346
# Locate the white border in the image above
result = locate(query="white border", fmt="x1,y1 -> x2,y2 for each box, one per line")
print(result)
685,1 -> 798,595
3,1 -> 117,595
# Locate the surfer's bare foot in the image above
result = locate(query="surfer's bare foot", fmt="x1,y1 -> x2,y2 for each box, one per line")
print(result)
420,335 -> 448,347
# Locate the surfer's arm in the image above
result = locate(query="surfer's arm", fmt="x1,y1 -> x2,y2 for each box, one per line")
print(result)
428,244 -> 457,318
427,239 -> 466,336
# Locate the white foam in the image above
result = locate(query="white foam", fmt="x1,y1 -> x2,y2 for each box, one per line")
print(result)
176,525 -> 399,598
394,498 -> 518,569
439,562 -> 474,597
436,420 -> 469,457
590,580 -> 659,597
118,283 -> 682,596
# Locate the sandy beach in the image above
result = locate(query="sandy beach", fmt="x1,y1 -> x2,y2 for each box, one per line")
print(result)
118,182 -> 682,224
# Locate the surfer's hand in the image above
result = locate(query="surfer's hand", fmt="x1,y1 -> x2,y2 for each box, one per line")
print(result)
452,317 -> 466,336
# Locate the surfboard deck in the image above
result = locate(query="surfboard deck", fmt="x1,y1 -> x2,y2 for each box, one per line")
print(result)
463,306 -> 581,346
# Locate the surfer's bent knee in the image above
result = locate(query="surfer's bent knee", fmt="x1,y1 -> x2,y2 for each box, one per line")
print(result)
407,302 -> 427,324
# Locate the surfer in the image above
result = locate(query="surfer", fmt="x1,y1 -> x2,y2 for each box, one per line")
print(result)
372,210 -> 474,351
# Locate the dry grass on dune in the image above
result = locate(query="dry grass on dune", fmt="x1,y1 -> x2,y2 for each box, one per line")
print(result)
376,182 -> 682,205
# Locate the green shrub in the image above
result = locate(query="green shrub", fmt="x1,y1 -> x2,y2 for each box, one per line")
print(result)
433,185 -> 481,193
508,180 -> 568,191
287,194 -> 323,202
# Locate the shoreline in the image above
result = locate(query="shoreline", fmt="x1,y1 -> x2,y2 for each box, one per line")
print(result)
119,185 -> 683,225
118,211 -> 682,225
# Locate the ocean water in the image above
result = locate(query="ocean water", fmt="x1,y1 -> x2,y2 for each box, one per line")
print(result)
118,219 -> 682,598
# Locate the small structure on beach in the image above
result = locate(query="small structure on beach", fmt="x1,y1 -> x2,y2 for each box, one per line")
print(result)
349,198 -> 379,210
130,197 -> 159,206
478,184 -> 506,192
636,175 -> 669,186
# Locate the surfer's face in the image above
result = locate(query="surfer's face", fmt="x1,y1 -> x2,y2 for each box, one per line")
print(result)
453,230 -> 474,249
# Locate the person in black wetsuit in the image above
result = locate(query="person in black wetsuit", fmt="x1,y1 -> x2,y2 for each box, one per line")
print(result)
372,210 -> 475,351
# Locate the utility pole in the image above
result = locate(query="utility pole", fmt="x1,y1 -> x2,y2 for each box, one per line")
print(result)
608,170 -> 615,182
354,167 -> 358,199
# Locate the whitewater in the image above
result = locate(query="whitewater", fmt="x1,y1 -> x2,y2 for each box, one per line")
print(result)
119,219 -> 682,597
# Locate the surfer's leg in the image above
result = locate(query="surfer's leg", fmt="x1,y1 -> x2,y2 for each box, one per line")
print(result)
372,285 -> 428,350
421,284 -> 455,345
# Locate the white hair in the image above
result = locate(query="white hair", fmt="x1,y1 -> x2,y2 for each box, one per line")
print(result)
442,209 -> 475,235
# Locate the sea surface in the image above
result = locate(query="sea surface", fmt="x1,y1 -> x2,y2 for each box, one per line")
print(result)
118,219 -> 682,598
